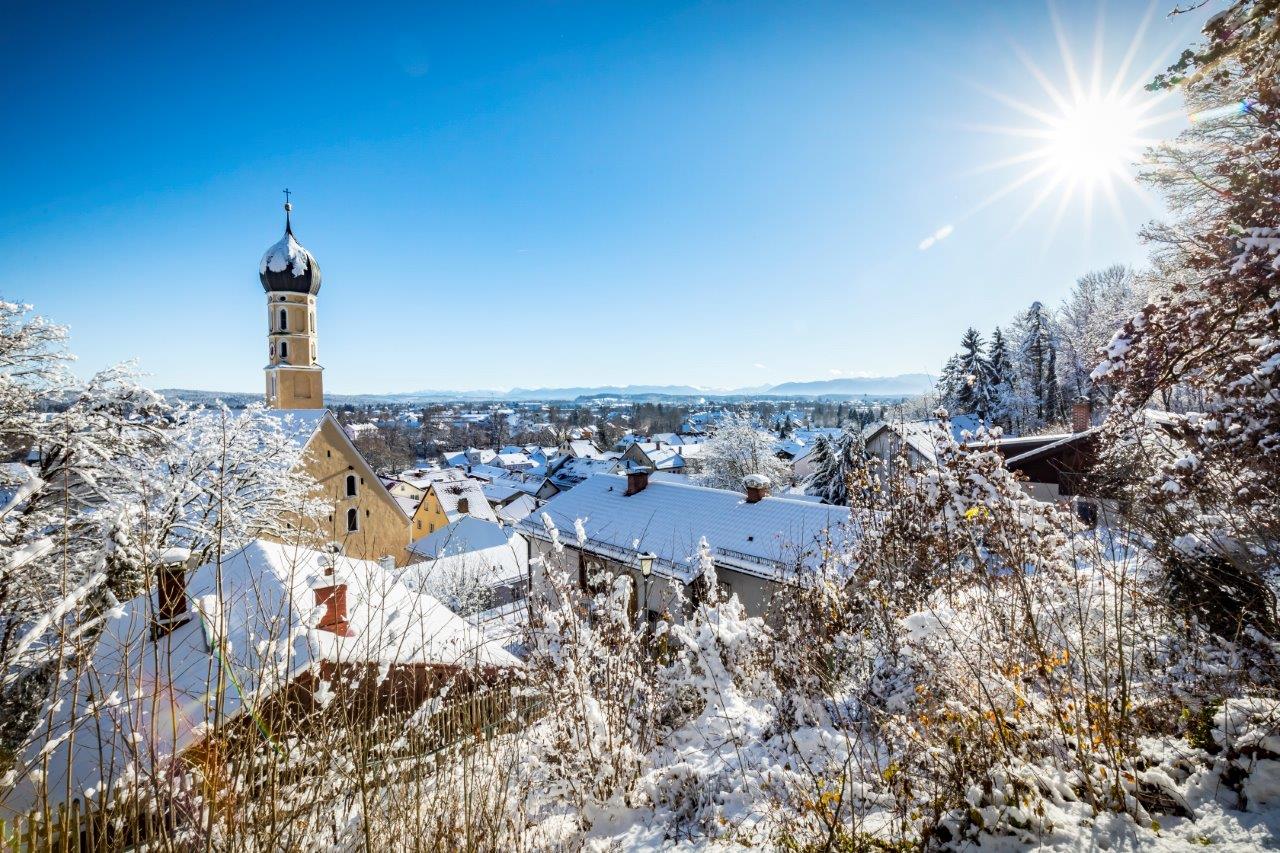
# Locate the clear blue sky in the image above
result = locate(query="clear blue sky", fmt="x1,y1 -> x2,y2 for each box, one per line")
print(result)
0,1 -> 1204,394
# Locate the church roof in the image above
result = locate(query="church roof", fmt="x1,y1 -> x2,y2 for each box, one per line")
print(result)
260,203 -> 322,294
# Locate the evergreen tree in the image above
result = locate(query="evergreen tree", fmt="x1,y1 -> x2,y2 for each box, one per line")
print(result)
803,435 -> 837,501
1011,302 -> 1057,429
987,327 -> 1016,431
952,327 -> 994,421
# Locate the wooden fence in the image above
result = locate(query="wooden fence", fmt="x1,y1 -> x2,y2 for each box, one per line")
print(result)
0,684 -> 543,852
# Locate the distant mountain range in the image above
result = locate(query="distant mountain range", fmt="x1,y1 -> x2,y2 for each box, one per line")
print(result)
159,374 -> 935,405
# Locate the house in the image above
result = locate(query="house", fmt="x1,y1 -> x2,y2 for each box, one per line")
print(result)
1004,407 -> 1180,512
264,409 -> 413,566
404,516 -> 530,615
496,493 -> 539,524
491,452 -> 538,474
411,478 -> 499,539
386,467 -> 466,502
546,456 -> 621,491
520,471 -> 852,622
0,539 -> 519,817
621,441 -> 686,474
561,439 -> 603,460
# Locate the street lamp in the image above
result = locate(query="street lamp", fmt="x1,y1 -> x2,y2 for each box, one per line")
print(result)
638,552 -> 655,624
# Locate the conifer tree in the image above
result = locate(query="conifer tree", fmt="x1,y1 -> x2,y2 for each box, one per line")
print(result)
952,327 -> 994,421
987,327 -> 1016,431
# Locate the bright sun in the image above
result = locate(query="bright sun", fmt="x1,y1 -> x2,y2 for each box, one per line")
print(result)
1043,95 -> 1143,185
956,6 -> 1187,240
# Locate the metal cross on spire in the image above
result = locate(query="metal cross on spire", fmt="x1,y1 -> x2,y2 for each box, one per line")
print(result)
282,188 -> 293,233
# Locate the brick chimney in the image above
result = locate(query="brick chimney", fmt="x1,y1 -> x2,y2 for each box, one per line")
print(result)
743,473 -> 770,504
625,469 -> 650,496
457,496 -> 470,515
314,583 -> 353,636
1072,397 -> 1092,433
152,550 -> 191,639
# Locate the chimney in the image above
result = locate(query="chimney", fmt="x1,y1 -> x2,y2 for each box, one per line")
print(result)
1072,397 -> 1091,433
625,469 -> 650,496
457,496 -> 470,515
152,550 -> 191,639
743,473 -> 770,504
314,583 -> 353,636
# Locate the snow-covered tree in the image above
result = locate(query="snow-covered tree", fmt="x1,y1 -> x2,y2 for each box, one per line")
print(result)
805,429 -> 871,506
693,413 -> 791,492
132,404 -> 329,570
0,301 -> 327,757
951,327 -> 995,421
1055,265 -> 1142,406
802,435 -> 837,500
1010,301 -> 1062,429
1092,1 -> 1280,643
986,326 -> 1016,430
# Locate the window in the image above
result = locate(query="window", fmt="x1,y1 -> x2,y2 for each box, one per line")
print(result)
280,341 -> 289,359
279,308 -> 288,331
346,507 -> 359,532
345,475 -> 357,497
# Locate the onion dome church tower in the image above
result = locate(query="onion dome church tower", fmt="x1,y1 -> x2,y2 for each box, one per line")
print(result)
260,193 -> 324,409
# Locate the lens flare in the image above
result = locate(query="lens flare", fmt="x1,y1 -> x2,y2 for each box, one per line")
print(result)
961,4 -> 1188,241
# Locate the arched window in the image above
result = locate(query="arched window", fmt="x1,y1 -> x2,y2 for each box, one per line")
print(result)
310,311 -> 315,331
345,474 -> 357,497
346,507 -> 359,532
279,341 -> 288,359
279,308 -> 288,331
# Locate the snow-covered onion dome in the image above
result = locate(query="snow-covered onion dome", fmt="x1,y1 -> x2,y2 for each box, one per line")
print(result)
259,202 -> 322,294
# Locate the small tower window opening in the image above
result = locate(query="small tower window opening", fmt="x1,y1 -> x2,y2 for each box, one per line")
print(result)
310,311 -> 315,331
345,475 -> 357,497
280,341 -> 288,359
346,507 -> 359,533
279,308 -> 288,331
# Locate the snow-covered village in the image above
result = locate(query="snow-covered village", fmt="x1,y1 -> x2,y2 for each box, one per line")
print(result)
2,2 -> 1280,850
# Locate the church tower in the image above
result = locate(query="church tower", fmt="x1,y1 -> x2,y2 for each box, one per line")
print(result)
260,195 -> 324,409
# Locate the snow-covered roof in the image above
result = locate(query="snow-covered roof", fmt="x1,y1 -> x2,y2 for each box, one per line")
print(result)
565,440 -> 603,459
2,539 -> 516,816
252,407 -> 331,449
394,467 -> 466,490
548,457 -> 620,489
409,515 -> 515,559
394,494 -> 420,517
643,446 -> 685,470
260,232 -> 311,279
521,474 -> 852,583
405,517 -> 528,588
431,479 -> 498,522
496,493 -> 538,525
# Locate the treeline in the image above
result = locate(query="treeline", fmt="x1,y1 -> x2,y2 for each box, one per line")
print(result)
936,264 -> 1145,434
